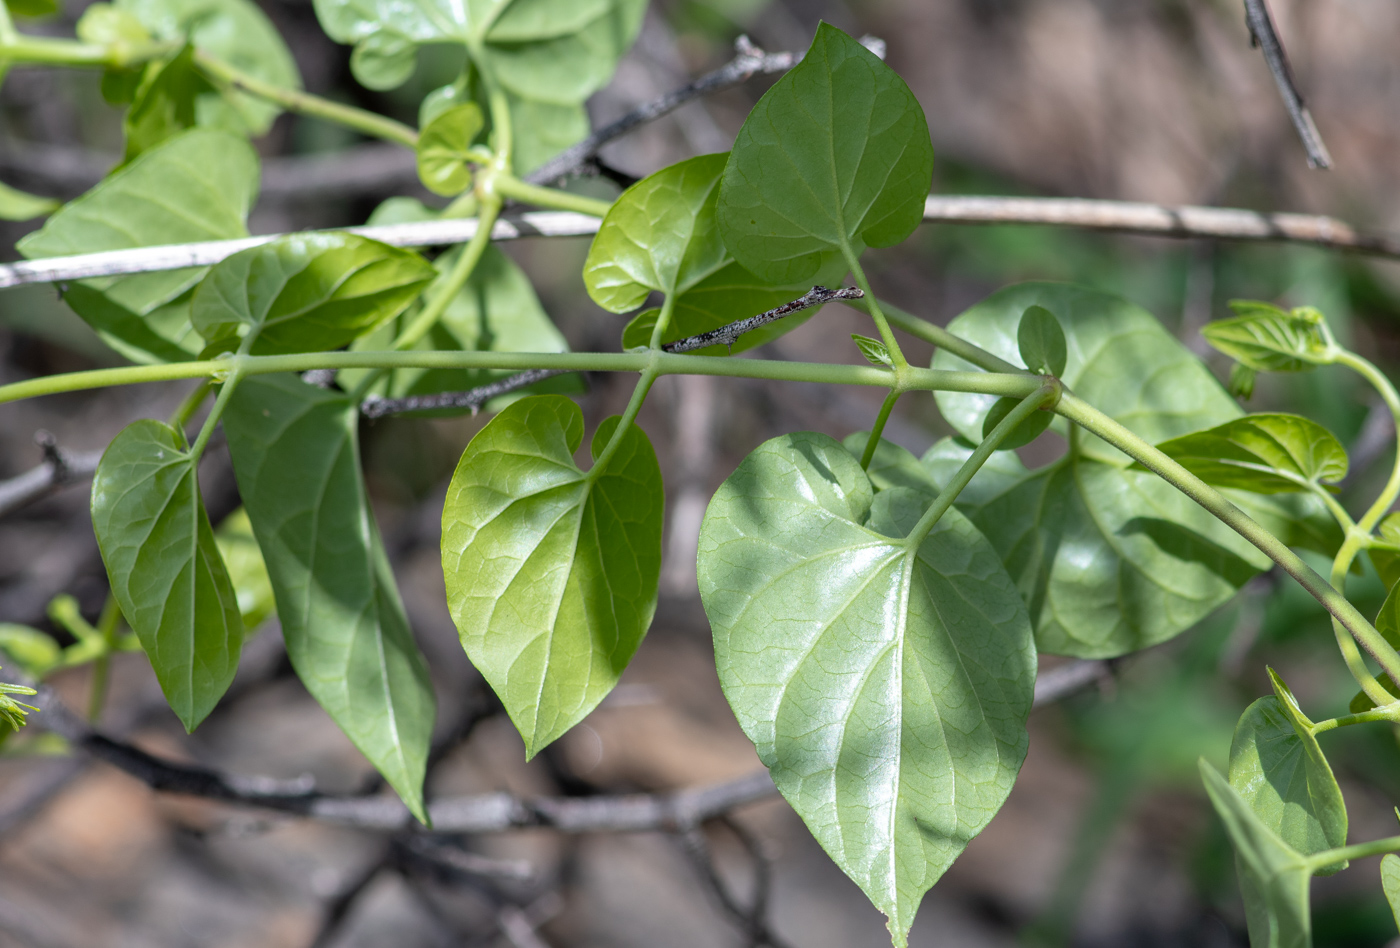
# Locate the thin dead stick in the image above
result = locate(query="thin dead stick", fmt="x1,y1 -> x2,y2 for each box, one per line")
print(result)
359,287 -> 864,419
6,196 -> 1397,292
0,432 -> 101,518
1243,0 -> 1332,169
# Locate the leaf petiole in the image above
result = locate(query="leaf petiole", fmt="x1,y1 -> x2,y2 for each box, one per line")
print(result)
842,248 -> 907,370
860,390 -> 901,469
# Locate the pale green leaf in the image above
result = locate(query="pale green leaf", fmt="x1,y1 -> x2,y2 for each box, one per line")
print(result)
345,244 -> 578,410
1148,414 -> 1348,494
416,103 -> 484,196
698,431 -> 1034,947
0,180 -> 58,222
116,0 -> 301,134
1017,304 -> 1066,376
223,375 -> 436,822
90,419 -> 243,730
933,283 -> 1244,467
1382,855 -> 1400,932
191,232 -> 435,356
0,624 -> 62,679
1228,671 -> 1347,872
214,508 -> 276,631
441,396 -> 663,757
717,23 -> 933,285
1201,301 -> 1333,373
18,130 -> 260,364
121,45 -> 215,164
1200,759 -> 1315,948
312,0 -> 642,172
839,432 -> 942,497
852,333 -> 892,366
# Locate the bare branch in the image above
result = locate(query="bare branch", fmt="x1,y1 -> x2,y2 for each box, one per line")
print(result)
7,196 -> 1397,292
360,368 -> 571,419
0,433 -> 101,518
1033,659 -> 1108,705
1243,0 -> 1332,169
525,36 -> 799,186
664,286 -> 863,354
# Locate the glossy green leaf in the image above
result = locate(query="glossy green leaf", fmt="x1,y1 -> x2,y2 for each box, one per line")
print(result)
223,375 -> 436,822
441,396 -> 663,757
981,395 -> 1052,450
1017,304 -> 1066,376
121,45 -> 215,164
698,432 -> 1035,946
920,436 -> 1337,658
0,180 -> 58,222
717,23 -> 934,285
214,508 -> 276,631
585,154 -> 731,311
91,419 -> 243,731
18,130 -> 260,364
192,233 -> 435,356
313,0 -> 643,171
1368,579 -> 1400,675
1149,414 -> 1348,494
346,244 -> 578,410
1228,671 -> 1347,872
416,103 -> 484,196
934,283 -> 1244,467
1382,855 -> 1400,931
1200,759 -> 1315,948
1201,301 -> 1333,373
852,334 -> 893,367
0,624 -> 62,679
116,0 -> 301,135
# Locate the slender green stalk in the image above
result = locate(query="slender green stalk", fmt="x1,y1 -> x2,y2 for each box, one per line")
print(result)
494,174 -> 612,218
3,35 -> 167,68
647,295 -> 678,352
0,353 -> 1043,404
485,83 -> 513,170
841,250 -> 907,369
189,366 -> 245,462
589,365 -> 660,477
1330,534 -> 1391,705
1337,350 -> 1400,533
0,2 -> 17,46
1310,834 -> 1400,869
85,597 -> 122,723
860,389 -> 901,469
861,296 -> 1026,374
907,382 -> 1058,548
1312,702 -> 1400,734
172,380 -> 213,435
1058,392 -> 1400,687
194,51 -> 419,148
392,196 -> 502,352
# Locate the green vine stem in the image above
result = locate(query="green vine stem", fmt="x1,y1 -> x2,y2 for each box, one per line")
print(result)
193,51 -> 419,149
1309,834 -> 1400,869
1,34 -> 172,68
0,353 -> 1043,404
1058,392 -> 1400,688
493,174 -> 612,218
590,365 -> 660,477
856,297 -> 1026,375
842,250 -> 907,369
85,596 -> 123,723
908,381 -> 1060,548
860,390 -> 901,469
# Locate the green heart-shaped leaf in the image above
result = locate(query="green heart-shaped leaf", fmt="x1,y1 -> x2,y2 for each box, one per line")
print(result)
223,375 -> 436,822
213,508 -> 276,632
698,431 -> 1034,947
933,283 -> 1243,466
91,419 -> 243,731
441,395 -> 664,757
191,232 -> 435,356
416,103 -> 484,196
121,44 -> 215,164
115,0 -> 301,134
1201,300 -> 1333,373
981,395 -> 1052,450
1382,855 -> 1400,930
1017,304 -> 1066,376
1200,759 -> 1315,948
1229,670 -> 1347,873
1149,414 -> 1348,494
18,129 -> 260,364
717,22 -> 934,285
1371,513 -> 1400,591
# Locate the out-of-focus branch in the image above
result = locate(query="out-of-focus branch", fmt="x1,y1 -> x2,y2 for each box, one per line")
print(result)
0,432 -> 101,518
7,196 -> 1396,291
1242,0 -> 1332,169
